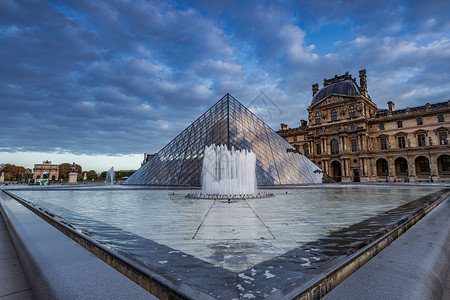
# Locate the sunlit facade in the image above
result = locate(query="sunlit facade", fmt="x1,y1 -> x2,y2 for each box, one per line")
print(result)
278,70 -> 450,183
125,94 -> 323,186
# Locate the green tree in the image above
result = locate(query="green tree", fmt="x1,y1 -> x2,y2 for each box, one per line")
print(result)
25,168 -> 33,179
59,163 -> 71,179
0,164 -> 24,181
59,163 -> 82,179
87,170 -> 98,180
4,173 -> 11,181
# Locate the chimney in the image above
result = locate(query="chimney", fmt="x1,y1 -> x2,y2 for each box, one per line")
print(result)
300,120 -> 307,128
359,69 -> 368,97
312,83 -> 319,96
281,123 -> 288,131
387,101 -> 395,112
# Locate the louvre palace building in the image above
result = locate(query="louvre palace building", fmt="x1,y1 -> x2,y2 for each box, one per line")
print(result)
277,70 -> 450,183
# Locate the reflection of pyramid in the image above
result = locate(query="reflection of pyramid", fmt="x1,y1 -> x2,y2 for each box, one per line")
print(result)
124,94 -> 322,186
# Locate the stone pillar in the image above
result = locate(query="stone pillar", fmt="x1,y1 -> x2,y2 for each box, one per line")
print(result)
342,159 -> 351,182
388,156 -> 395,181
360,158 -> 369,182
429,153 -> 438,182
68,172 -> 78,185
409,156 -> 416,182
370,158 -> 376,181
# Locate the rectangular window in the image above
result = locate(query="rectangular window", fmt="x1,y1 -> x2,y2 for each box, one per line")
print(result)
439,132 -> 448,145
351,139 -> 357,152
418,134 -> 426,147
379,123 -> 385,130
397,121 -> 402,128
417,118 -> 423,125
294,136 -> 297,142
398,136 -> 406,148
380,138 -> 387,150
316,143 -> 321,155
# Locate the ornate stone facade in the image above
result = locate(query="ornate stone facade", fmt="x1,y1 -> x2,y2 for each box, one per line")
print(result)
278,70 -> 450,182
33,160 -> 59,180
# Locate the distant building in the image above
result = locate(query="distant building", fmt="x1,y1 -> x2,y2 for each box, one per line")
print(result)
33,160 -> 59,180
142,153 -> 156,166
278,69 -> 450,182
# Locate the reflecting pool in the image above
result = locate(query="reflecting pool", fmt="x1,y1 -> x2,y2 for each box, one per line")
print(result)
9,186 -> 447,299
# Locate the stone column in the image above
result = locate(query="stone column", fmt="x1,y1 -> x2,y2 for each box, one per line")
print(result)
388,156 -> 395,181
409,156 -> 416,182
429,153 -> 438,182
342,159 -> 351,182
370,158 -> 376,181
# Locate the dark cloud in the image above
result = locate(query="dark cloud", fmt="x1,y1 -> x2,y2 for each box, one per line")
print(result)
0,0 -> 448,159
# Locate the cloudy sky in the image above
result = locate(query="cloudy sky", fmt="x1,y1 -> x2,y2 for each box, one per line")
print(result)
1,0 -> 449,172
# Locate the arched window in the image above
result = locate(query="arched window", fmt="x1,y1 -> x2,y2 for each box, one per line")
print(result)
330,139 -> 339,154
331,109 -> 337,121
416,156 -> 430,173
348,105 -> 356,118
315,112 -> 321,124
376,159 -> 389,176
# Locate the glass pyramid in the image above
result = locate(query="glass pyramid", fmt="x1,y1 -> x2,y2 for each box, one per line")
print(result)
124,94 -> 323,186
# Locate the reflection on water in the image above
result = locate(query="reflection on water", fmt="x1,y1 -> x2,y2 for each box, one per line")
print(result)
9,187 -> 447,299
12,188 -> 439,269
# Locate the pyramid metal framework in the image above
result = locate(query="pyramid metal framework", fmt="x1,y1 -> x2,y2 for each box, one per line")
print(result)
124,94 -> 323,186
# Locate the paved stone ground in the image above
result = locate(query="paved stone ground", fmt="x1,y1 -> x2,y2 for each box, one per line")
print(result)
0,212 -> 34,300
443,270 -> 450,300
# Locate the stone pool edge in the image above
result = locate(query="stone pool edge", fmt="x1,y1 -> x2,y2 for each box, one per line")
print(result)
285,190 -> 450,300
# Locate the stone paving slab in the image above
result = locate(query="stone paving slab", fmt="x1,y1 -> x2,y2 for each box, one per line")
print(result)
0,211 -> 34,299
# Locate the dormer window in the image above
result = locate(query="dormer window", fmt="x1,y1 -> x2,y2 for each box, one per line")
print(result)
315,112 -> 321,124
331,109 -> 337,121
348,105 -> 356,118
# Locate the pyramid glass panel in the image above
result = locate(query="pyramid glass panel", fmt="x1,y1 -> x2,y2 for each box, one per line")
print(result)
124,94 -> 323,186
